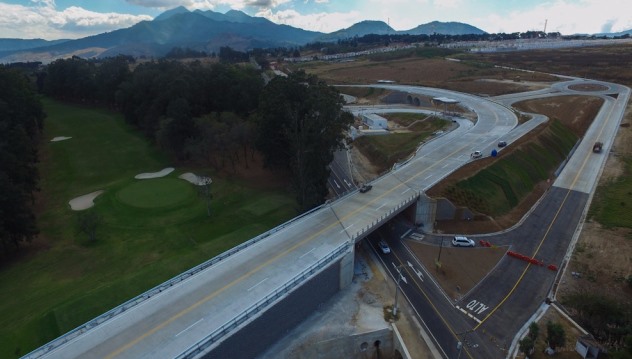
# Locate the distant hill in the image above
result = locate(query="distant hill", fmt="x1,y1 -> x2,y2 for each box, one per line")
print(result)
320,20 -> 395,41
0,9 -> 322,63
0,38 -> 69,52
405,21 -> 486,35
319,20 -> 486,41
0,7 -> 487,63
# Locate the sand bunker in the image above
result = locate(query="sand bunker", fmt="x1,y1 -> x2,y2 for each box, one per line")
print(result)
51,136 -> 72,142
179,173 -> 212,186
135,167 -> 174,179
69,190 -> 104,211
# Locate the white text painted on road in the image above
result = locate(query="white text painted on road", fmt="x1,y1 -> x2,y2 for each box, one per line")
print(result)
467,300 -> 489,315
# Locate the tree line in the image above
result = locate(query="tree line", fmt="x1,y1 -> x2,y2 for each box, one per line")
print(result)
42,56 -> 351,212
0,66 -> 45,258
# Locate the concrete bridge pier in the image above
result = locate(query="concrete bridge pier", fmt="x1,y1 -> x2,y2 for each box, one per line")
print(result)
414,193 -> 437,233
339,245 -> 355,289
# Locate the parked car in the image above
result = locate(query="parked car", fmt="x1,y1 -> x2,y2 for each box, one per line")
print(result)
471,151 -> 482,158
359,184 -> 373,193
378,240 -> 391,254
451,236 -> 475,247
498,140 -> 507,147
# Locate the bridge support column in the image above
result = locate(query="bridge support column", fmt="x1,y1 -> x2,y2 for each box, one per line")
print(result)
414,193 -> 437,233
339,245 -> 355,289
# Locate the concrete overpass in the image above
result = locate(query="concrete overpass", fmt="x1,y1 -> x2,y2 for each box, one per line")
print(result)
27,79 -> 615,359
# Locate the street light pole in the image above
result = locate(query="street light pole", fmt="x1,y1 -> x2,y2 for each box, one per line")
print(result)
456,330 -> 473,359
436,237 -> 445,270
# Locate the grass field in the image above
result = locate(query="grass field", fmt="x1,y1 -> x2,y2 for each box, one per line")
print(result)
0,99 -> 297,358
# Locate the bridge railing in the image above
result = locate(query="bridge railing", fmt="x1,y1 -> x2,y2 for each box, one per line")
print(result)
351,193 -> 419,241
21,203 -> 327,359
175,241 -> 352,359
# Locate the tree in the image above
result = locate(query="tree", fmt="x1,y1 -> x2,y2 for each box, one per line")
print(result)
76,210 -> 103,242
0,66 -> 44,258
256,71 -> 353,210
546,321 -> 566,350
519,336 -> 534,358
519,322 -> 539,357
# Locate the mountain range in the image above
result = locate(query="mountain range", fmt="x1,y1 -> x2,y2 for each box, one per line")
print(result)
0,6 -> 489,64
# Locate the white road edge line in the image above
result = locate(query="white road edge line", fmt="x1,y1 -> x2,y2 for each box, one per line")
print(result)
247,277 -> 269,292
375,204 -> 386,211
175,318 -> 204,337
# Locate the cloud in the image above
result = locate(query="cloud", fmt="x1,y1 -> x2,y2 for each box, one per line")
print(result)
125,0 -> 289,10
0,2 -> 152,40
474,0 -> 632,34
256,8 -> 362,33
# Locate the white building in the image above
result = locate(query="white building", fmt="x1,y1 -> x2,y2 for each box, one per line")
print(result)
362,113 -> 388,130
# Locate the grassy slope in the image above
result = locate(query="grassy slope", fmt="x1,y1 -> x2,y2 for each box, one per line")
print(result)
590,158 -> 632,229
0,99 -> 297,358
444,120 -> 577,217
353,116 -> 449,172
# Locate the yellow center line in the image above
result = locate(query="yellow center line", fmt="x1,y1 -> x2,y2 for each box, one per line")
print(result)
474,92 -> 618,330
108,101 -> 505,358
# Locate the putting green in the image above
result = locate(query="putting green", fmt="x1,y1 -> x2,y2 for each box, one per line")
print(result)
116,178 -> 195,209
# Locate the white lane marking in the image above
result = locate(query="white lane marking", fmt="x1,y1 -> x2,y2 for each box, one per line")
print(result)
407,261 -> 424,282
175,318 -> 204,337
401,188 -> 411,195
375,204 -> 386,211
441,163 -> 450,169
339,222 -> 357,233
333,179 -> 340,189
424,174 -> 432,180
247,277 -> 269,292
343,179 -> 352,187
455,305 -> 483,324
299,248 -> 315,259
392,262 -> 408,284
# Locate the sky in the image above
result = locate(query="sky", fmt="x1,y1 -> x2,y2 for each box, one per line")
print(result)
0,0 -> 631,40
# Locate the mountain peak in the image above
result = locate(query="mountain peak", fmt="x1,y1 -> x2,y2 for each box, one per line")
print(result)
154,6 -> 190,21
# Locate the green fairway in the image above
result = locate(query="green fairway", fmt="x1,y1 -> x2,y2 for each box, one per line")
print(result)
0,99 -> 297,358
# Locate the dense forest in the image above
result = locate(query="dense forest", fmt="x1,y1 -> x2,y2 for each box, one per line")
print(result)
41,56 -> 351,212
0,66 -> 45,257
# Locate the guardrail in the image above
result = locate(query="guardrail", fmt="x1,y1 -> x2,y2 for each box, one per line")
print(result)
175,241 -> 352,359
22,203 -> 327,359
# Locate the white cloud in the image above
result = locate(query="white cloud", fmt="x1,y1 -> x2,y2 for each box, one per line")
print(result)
475,0 -> 632,34
0,2 -> 152,40
256,8 -> 363,33
125,0 -> 289,10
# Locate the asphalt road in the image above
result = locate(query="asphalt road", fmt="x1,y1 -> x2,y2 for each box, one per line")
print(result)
364,78 -> 630,359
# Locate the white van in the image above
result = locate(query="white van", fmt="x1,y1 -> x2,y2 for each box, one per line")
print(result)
452,236 -> 475,247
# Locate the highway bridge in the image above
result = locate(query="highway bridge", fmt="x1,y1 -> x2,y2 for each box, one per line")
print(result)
25,78 -> 629,359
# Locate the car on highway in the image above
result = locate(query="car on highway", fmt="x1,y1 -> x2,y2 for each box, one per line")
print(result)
471,151 -> 482,158
498,140 -> 507,147
452,236 -> 475,247
378,240 -> 391,254
359,184 -> 373,193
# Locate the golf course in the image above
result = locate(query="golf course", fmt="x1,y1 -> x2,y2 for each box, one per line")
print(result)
0,98 -> 297,358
